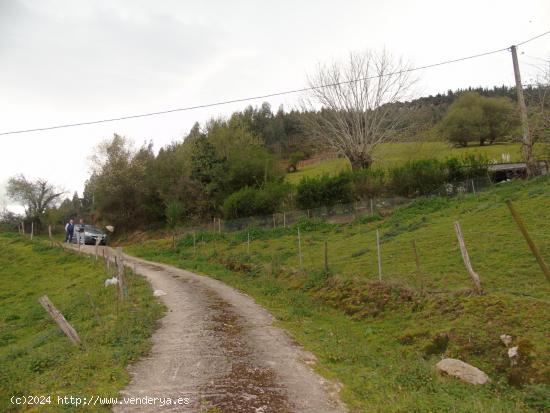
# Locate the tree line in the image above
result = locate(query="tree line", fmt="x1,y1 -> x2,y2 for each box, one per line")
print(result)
2,51 -> 548,234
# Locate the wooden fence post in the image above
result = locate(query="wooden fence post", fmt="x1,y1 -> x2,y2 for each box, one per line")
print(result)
21,222 -> 24,236
116,247 -> 126,299
48,225 -> 53,245
376,229 -> 382,282
454,221 -> 483,294
283,212 -> 286,228
30,222 -> 34,240
297,227 -> 303,270
412,239 -> 421,273
218,218 -> 221,234
106,250 -> 111,274
273,214 -> 276,229
247,231 -> 250,256
38,295 -> 81,346
324,240 -> 328,273
506,200 -> 550,284
371,199 -> 375,216
471,179 -> 476,195
94,237 -> 100,262
86,292 -> 101,324
193,231 -> 197,258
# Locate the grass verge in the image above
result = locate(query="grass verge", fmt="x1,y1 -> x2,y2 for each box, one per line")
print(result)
0,234 -> 164,412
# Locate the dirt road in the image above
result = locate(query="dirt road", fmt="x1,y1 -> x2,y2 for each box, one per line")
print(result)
88,246 -> 347,413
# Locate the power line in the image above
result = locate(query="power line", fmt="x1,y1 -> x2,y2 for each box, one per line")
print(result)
517,29 -> 550,46
1,29 -> 550,136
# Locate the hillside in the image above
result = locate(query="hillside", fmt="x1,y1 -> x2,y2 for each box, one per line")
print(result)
126,176 -> 550,412
286,142 -> 548,183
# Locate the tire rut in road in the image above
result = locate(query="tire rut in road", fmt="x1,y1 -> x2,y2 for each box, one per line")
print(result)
199,288 -> 292,412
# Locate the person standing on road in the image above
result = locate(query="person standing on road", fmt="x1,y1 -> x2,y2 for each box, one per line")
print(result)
65,219 -> 75,243
76,218 -> 85,245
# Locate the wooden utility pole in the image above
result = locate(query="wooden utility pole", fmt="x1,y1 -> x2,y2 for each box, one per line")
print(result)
506,200 -> 550,284
454,221 -> 483,294
511,45 -> 536,177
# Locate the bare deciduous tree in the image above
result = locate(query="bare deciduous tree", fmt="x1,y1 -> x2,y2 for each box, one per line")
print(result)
6,175 -> 64,223
529,58 -> 550,148
302,50 -> 416,170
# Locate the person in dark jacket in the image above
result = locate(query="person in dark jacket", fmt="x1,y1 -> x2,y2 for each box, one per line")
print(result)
65,219 -> 74,243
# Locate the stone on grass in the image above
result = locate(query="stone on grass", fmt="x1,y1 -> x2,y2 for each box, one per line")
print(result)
436,358 -> 490,385
153,289 -> 167,297
500,334 -> 513,347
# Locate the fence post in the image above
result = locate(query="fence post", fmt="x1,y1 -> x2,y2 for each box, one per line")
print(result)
324,240 -> 328,273
376,229 -> 382,281
371,199 -> 374,216
193,231 -> 196,258
454,221 -> 483,294
412,239 -> 421,273
471,179 -> 476,195
116,247 -> 126,299
273,214 -> 276,229
31,222 -> 34,240
38,295 -> 81,346
86,292 -> 101,324
21,222 -> 24,236
48,225 -> 53,245
297,227 -> 303,270
506,200 -> 550,284
283,212 -> 286,228
218,218 -> 221,234
106,250 -> 110,274
94,237 -> 100,262
247,231 -> 250,256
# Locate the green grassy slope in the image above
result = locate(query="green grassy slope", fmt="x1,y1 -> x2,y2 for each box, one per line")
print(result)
127,177 -> 550,412
286,142 -> 547,183
0,236 -> 164,412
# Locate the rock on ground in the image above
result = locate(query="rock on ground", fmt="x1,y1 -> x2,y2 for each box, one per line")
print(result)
436,358 -> 490,385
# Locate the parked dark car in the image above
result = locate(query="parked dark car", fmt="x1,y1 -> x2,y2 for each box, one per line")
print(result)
72,225 -> 107,245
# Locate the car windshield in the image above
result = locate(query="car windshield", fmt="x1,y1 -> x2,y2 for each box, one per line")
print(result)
84,225 -> 103,234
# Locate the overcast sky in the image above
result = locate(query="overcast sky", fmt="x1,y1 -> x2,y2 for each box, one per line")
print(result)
1,0 -> 549,211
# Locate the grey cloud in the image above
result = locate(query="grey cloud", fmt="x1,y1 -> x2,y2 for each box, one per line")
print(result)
0,1 -> 226,103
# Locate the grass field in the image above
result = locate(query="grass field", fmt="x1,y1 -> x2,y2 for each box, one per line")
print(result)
286,142 -> 549,183
0,236 -> 164,412
127,176 -> 550,412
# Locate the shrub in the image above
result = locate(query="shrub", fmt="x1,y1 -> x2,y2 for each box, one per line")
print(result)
390,159 -> 448,197
296,173 -> 354,209
222,182 -> 291,219
349,168 -> 386,199
446,155 -> 488,181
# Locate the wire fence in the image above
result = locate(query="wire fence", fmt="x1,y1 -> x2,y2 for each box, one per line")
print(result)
184,176 -> 494,235
171,177 -> 550,302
